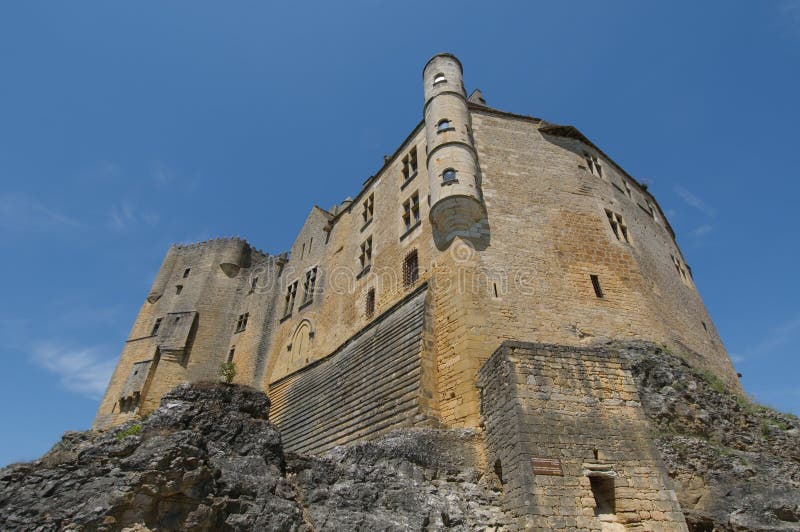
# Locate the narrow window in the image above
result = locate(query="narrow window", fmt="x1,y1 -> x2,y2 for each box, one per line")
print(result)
402,147 -> 418,182
589,476 -> 616,516
283,280 -> 298,316
300,242 -> 305,260
362,193 -> 374,226
442,168 -> 457,183
402,191 -> 421,231
365,288 -> 375,318
433,73 -> 446,85
605,209 -> 620,240
151,318 -> 163,336
702,321 -> 708,332
493,283 -> 499,298
235,312 -> 249,333
302,267 -> 318,304
590,275 -> 604,298
624,181 -> 632,198
251,276 -> 259,292
175,284 -> 183,295
227,346 -> 235,363
437,119 -> 451,133
403,249 -> 419,287
359,236 -> 373,271
183,268 -> 191,278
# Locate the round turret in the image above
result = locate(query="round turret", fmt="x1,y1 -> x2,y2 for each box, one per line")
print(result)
423,53 -> 485,243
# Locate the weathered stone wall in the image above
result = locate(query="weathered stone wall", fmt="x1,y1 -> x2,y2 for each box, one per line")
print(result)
477,342 -> 687,531
96,56 -> 739,451
93,239 -> 280,429
268,286 -> 432,455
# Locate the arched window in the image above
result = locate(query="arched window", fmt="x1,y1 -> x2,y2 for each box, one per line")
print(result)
433,73 -> 446,85
437,119 -> 451,132
289,320 -> 312,366
442,168 -> 457,182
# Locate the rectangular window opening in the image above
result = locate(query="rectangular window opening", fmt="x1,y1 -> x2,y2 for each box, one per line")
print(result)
283,281 -> 298,316
175,284 -> 183,295
402,146 -> 418,182
235,312 -> 249,333
590,275 -> 604,298
302,267 -> 318,304
365,288 -> 375,318
403,249 -> 419,287
151,318 -> 163,336
359,236 -> 373,271
183,268 -> 191,278
227,346 -> 236,363
589,476 -> 616,516
362,193 -> 374,226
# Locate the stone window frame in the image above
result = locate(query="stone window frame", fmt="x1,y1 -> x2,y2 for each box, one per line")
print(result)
234,312 -> 249,333
151,317 -> 163,336
401,147 -> 418,184
433,73 -> 447,86
401,190 -> 421,237
283,280 -> 299,318
365,287 -> 375,318
358,236 -> 373,276
604,209 -> 630,244
300,266 -> 319,308
361,193 -> 374,230
436,118 -> 454,133
183,268 -> 191,278
442,167 -> 458,184
403,249 -> 419,288
584,151 -> 603,178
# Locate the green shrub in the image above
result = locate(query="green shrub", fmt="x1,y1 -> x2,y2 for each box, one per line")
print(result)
220,361 -> 237,384
116,424 -> 142,440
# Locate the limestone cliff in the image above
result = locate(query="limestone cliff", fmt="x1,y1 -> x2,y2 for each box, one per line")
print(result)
0,383 -> 506,531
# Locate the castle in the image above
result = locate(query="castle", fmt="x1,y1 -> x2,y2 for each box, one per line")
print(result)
95,54 -> 739,530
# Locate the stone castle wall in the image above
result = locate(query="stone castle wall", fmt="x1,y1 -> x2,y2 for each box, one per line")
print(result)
95,56 -> 738,453
477,342 -> 687,530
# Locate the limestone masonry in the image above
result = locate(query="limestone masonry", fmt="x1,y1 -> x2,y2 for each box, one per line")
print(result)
95,54 -> 744,529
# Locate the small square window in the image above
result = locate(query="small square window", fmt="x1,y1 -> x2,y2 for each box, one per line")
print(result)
433,73 -> 447,85
175,285 -> 183,295
442,168 -> 457,183
437,119 -> 451,133
227,346 -> 236,363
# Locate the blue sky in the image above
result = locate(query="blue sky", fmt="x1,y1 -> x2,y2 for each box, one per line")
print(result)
1,1 -> 799,465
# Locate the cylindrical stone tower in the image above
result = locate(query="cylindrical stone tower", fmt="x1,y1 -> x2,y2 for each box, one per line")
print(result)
423,53 -> 485,243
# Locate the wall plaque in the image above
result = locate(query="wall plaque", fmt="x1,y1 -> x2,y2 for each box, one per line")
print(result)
532,457 -> 563,476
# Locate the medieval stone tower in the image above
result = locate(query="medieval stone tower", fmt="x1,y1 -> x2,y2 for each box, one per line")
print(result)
96,53 -> 739,530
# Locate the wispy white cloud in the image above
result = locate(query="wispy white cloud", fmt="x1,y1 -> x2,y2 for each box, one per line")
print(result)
674,186 -> 717,218
690,224 -> 713,238
109,201 -> 160,231
0,195 -> 83,234
31,343 -> 116,399
736,314 -> 800,364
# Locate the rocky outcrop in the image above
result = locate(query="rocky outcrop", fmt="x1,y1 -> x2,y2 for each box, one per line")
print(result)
621,342 -> 800,531
0,383 -> 507,531
2,343 -> 798,531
